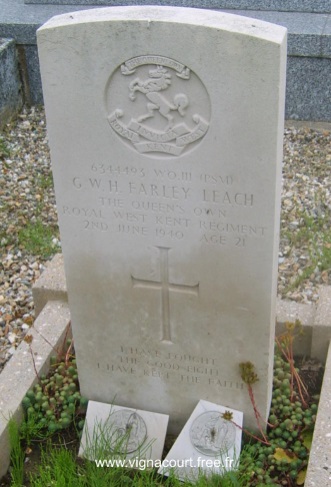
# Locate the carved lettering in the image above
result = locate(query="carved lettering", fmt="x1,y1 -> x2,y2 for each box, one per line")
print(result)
200,174 -> 234,185
129,182 -> 191,200
186,365 -> 219,376
166,353 -> 215,365
84,220 -> 108,231
180,375 -> 201,383
116,224 -> 148,236
113,211 -> 147,222
119,356 -> 137,364
99,197 -> 124,207
98,346 -> 244,389
194,207 -> 227,218
202,189 -> 254,206
155,216 -> 190,227
66,164 -> 264,247
146,360 -> 180,370
153,168 -> 192,181
143,369 -> 170,379
120,346 -> 161,357
199,222 -> 266,236
131,201 -> 185,214
73,177 -> 82,189
63,206 -> 105,218
155,228 -> 184,240
72,177 -> 121,193
200,234 -> 227,245
110,365 -> 136,374
208,378 -> 244,389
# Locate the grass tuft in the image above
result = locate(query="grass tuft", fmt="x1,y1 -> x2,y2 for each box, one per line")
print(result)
8,418 -> 24,487
18,219 -> 59,257
0,136 -> 10,158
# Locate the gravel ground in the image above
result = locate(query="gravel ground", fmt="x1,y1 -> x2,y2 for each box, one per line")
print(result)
0,107 -> 330,372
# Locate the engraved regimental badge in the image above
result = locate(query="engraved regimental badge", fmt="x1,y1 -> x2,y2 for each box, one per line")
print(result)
190,411 -> 236,456
106,55 -> 210,156
109,409 -> 147,454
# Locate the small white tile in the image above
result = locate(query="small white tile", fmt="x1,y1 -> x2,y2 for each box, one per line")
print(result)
79,401 -> 169,466
159,399 -> 243,481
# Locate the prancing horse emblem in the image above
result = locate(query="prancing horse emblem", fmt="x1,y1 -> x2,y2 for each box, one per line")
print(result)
129,66 -> 188,130
107,55 -> 210,156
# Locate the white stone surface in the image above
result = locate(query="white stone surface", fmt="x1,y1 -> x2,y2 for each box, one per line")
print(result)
159,399 -> 243,481
79,401 -> 169,465
37,6 -> 287,433
305,340 -> 331,486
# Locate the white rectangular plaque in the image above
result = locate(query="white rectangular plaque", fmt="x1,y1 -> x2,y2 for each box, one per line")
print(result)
79,401 -> 168,465
159,399 -> 243,481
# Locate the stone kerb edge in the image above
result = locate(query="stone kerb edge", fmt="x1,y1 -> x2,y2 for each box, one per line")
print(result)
0,300 -> 71,479
305,339 -> 331,486
32,253 -> 68,317
312,286 -> 331,362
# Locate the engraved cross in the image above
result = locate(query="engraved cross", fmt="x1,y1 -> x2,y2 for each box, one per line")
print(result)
132,246 -> 199,343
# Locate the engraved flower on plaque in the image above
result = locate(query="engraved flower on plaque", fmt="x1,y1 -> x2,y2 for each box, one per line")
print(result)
105,55 -> 210,156
109,409 -> 147,454
190,411 -> 236,456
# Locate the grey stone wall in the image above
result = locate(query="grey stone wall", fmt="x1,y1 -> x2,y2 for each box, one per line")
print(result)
286,57 -> 331,121
23,0 -> 331,14
0,39 -> 22,127
0,0 -> 330,120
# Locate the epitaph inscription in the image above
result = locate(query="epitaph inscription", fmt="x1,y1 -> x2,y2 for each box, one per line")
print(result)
97,347 -> 245,390
106,56 -> 210,156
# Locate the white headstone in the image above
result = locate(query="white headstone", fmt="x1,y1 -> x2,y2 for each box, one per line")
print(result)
37,6 -> 286,433
79,402 -> 169,465
159,399 -> 243,481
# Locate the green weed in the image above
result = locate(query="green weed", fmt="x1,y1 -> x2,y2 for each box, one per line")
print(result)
36,173 -> 54,190
28,445 -> 245,487
30,447 -> 80,487
0,136 -> 10,158
286,266 -> 315,293
18,219 -> 59,257
26,416 -> 245,487
19,409 -> 53,446
283,207 -> 331,293
8,418 -> 24,487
